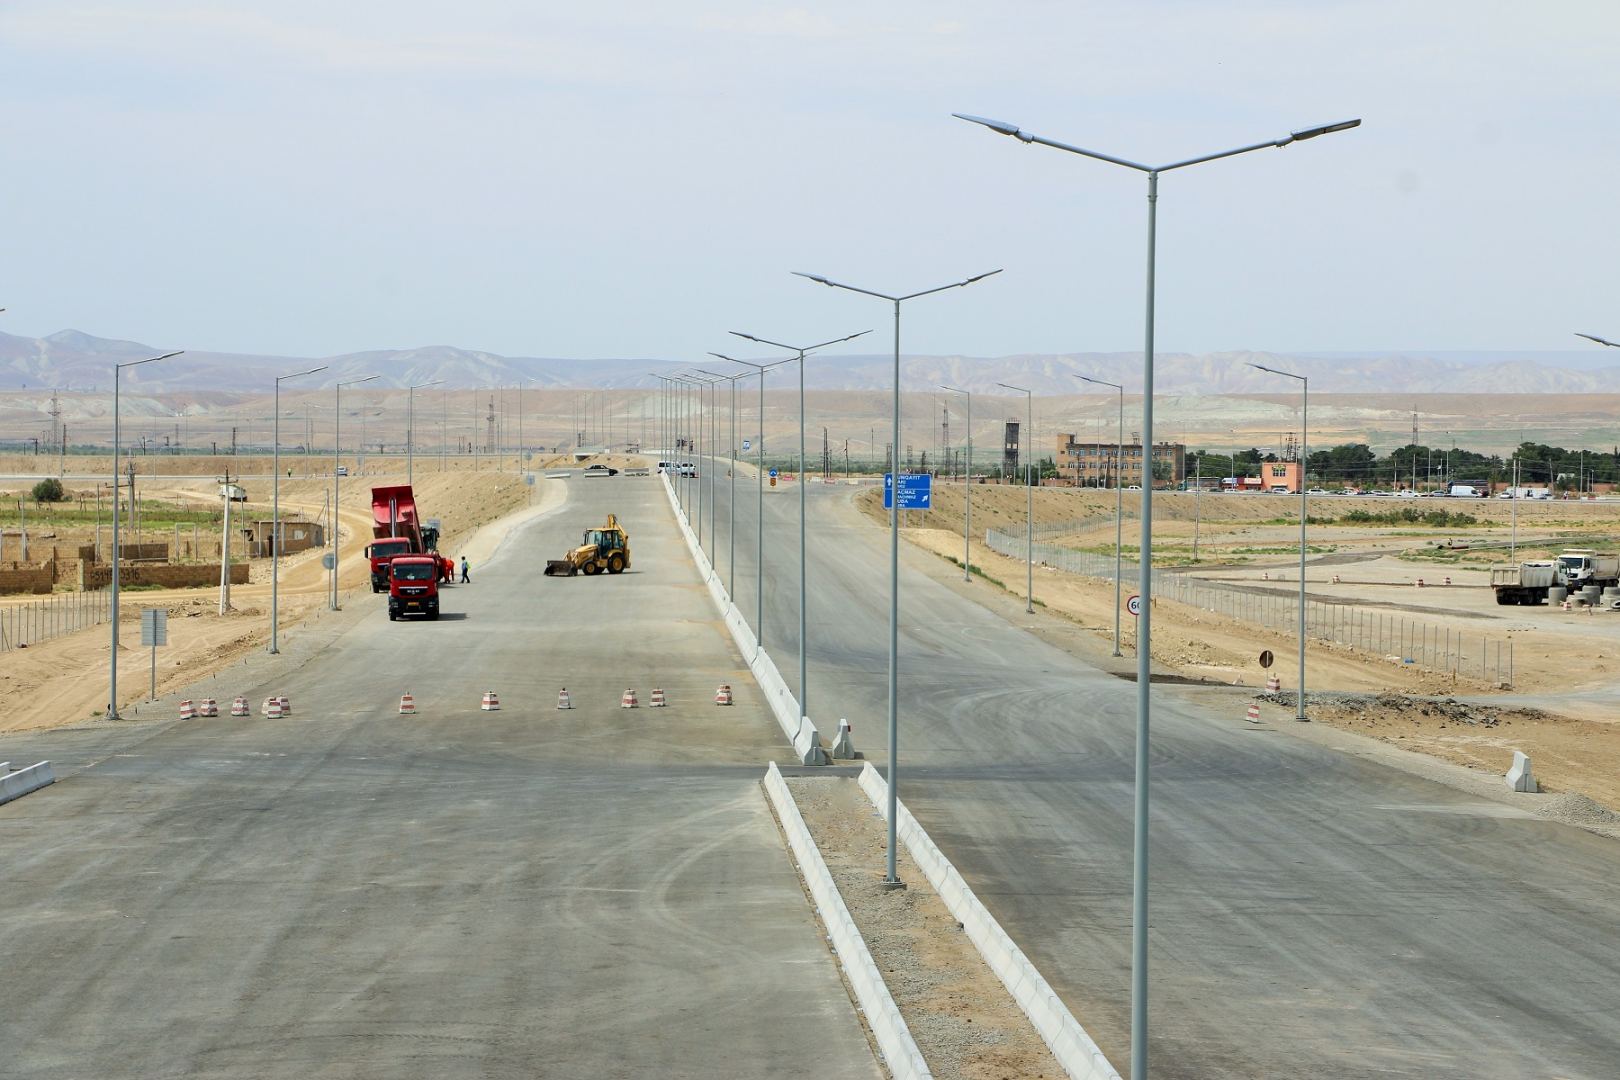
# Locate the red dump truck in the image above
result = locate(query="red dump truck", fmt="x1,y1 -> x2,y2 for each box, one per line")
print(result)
387,554 -> 442,620
367,485 -> 452,592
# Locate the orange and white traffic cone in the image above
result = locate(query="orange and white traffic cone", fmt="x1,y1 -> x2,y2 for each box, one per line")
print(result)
1265,673 -> 1281,693
621,688 -> 639,709
200,698 -> 218,717
557,688 -> 572,710
178,699 -> 197,720
480,690 -> 500,711
230,696 -> 250,717
399,693 -> 417,715
264,697 -> 284,719
715,684 -> 733,706
649,688 -> 666,707
1246,703 -> 1262,724
277,695 -> 291,716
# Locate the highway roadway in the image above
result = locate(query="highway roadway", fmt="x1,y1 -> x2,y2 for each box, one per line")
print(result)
689,467 -> 1620,1079
0,476 -> 880,1079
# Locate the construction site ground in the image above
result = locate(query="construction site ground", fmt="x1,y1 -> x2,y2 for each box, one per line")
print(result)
0,455 -> 642,733
854,482 -> 1620,816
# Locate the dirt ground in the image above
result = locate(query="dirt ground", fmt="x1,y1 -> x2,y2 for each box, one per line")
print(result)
0,454 -> 607,733
782,775 -> 1067,1080
855,483 -> 1620,815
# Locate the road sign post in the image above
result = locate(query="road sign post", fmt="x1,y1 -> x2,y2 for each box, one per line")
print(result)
140,608 -> 168,701
1126,594 -> 1143,618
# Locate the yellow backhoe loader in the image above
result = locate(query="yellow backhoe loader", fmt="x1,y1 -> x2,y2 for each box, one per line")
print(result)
544,514 -> 632,576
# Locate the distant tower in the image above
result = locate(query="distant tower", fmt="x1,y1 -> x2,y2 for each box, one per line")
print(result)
47,389 -> 62,452
942,404 -> 950,464
487,396 -> 497,453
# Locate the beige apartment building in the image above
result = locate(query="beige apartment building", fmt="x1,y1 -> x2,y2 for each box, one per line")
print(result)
1054,435 -> 1186,488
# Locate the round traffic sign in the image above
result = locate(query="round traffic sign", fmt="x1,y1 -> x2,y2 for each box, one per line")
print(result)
321,552 -> 337,570
769,468 -> 778,478
1126,594 -> 1142,617
1259,649 -> 1274,669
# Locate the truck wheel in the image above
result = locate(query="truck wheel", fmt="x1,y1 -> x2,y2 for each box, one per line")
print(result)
389,611 -> 398,621
607,555 -> 625,574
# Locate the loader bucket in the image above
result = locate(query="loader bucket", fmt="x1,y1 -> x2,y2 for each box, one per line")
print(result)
544,560 -> 576,577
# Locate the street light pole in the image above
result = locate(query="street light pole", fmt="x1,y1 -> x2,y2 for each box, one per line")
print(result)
792,270 -> 1002,886
333,375 -> 380,610
958,109 -> 1358,1079
729,330 -> 873,739
997,382 -> 1035,613
1250,363 -> 1309,721
407,379 -> 443,489
699,365 -> 751,599
940,385 -> 972,581
271,364 -> 328,654
723,355 -> 795,655
107,350 -> 181,720
1076,374 -> 1125,656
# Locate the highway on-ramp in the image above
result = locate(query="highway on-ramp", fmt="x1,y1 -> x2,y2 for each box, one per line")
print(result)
695,469 -> 1620,1079
0,476 -> 880,1079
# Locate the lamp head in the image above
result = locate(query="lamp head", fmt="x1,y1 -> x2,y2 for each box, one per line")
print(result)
952,113 -> 1034,143
1289,118 -> 1361,142
791,272 -> 832,286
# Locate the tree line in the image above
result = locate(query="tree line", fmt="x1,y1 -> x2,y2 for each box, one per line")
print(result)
1188,442 -> 1618,490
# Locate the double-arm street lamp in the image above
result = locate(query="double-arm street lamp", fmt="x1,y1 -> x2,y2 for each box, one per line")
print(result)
939,385 -> 972,581
793,269 -> 1001,887
727,329 -> 872,738
957,109 -> 1359,1079
996,382 -> 1036,613
271,365 -> 329,654
1075,373 -> 1126,656
672,373 -> 712,548
1577,332 -> 1619,349
107,349 -> 183,720
1249,363 -> 1309,722
717,353 -> 794,653
332,375 -> 380,610
407,379 -> 443,487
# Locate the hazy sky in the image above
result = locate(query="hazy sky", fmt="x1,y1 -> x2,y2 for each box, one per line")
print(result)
2,2 -> 1616,361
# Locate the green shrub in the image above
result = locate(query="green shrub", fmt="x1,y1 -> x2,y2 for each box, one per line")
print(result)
31,478 -> 66,502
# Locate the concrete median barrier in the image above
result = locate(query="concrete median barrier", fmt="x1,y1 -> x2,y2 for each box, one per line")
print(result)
857,763 -> 1121,1080
0,761 -> 57,807
663,473 -> 827,765
762,762 -> 931,1080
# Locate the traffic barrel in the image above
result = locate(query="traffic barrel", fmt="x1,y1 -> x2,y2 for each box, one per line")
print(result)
178,699 -> 197,720
715,684 -> 733,706
621,688 -> 639,709
399,693 -> 417,715
1246,703 -> 1261,724
480,690 -> 500,711
557,688 -> 572,710
230,697 -> 250,717
1265,673 -> 1281,693
277,695 -> 291,716
263,697 -> 284,719
649,688 -> 666,707
200,698 -> 218,717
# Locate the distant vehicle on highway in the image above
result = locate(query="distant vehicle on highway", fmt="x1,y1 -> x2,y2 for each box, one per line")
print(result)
336,465 -> 349,477
1447,484 -> 1485,498
583,464 -> 619,477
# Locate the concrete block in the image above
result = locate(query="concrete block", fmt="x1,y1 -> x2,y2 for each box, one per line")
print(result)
0,761 -> 57,806
829,718 -> 857,760
1507,750 -> 1537,793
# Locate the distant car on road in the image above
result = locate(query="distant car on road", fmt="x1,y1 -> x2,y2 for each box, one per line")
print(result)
583,464 -> 619,477
336,465 -> 349,477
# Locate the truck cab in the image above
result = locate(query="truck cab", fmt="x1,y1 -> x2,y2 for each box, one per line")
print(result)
367,537 -> 414,592
388,555 -> 441,620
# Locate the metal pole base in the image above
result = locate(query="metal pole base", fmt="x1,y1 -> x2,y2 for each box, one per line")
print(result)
878,878 -> 907,891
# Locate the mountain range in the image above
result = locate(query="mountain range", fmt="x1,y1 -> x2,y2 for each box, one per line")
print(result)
3,328 -> 1616,397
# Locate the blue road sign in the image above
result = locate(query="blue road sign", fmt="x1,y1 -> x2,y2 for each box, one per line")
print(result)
883,473 -> 932,510
769,468 -> 778,478
742,439 -> 752,451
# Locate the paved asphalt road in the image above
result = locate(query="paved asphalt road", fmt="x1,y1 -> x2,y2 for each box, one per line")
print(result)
0,475 -> 880,1079
687,467 -> 1620,1080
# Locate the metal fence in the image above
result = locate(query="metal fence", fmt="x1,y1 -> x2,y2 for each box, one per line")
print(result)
984,525 -> 1513,686
0,587 -> 113,653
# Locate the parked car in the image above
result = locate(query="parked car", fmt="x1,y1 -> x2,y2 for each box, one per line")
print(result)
583,464 -> 619,477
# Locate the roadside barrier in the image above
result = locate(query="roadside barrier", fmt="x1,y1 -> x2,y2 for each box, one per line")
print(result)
1246,703 -> 1261,724
230,697 -> 250,717
178,700 -> 197,720
1507,750 -> 1537,793
200,698 -> 219,717
399,693 -> 417,715
829,718 -> 856,759
557,688 -> 572,710
0,761 -> 56,807
620,688 -> 639,709
649,687 -> 666,707
857,763 -> 1121,1080
714,684 -> 732,706
263,697 -> 284,719
480,690 -> 500,711
762,763 -> 932,1080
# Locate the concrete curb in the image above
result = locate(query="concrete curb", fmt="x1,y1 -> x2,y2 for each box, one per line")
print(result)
0,762 -> 57,807
762,762 -> 932,1080
857,763 -> 1122,1080
662,473 -> 826,765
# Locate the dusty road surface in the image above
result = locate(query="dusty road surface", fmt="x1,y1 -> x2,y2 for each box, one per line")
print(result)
0,473 -> 880,1079
694,471 -> 1620,1080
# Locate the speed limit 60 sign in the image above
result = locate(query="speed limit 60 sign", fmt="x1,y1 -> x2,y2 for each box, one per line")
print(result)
1126,594 -> 1143,617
